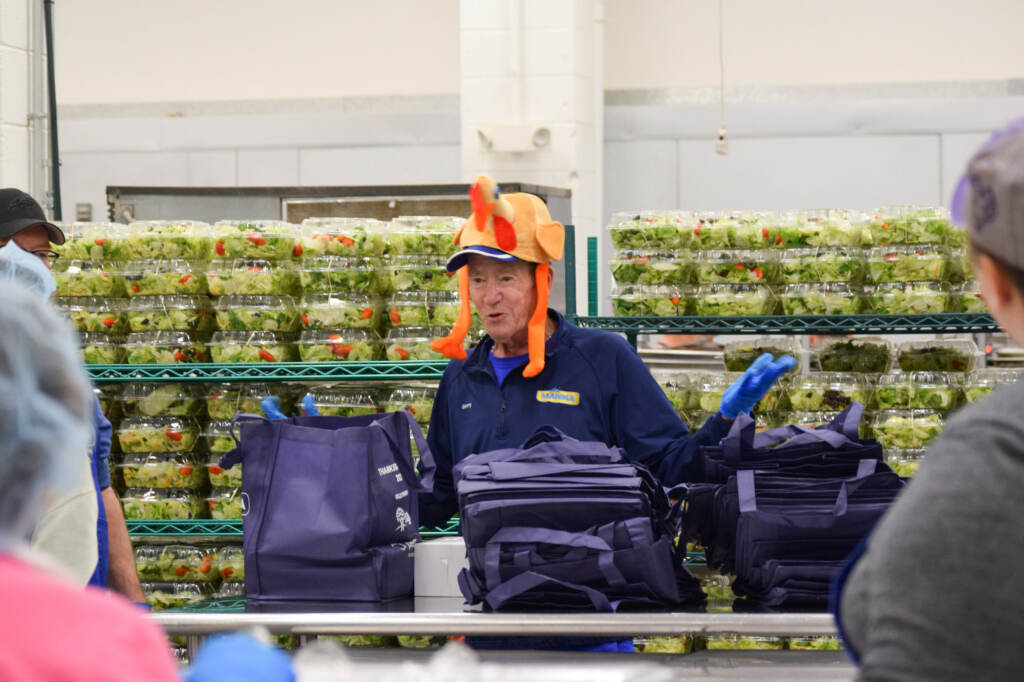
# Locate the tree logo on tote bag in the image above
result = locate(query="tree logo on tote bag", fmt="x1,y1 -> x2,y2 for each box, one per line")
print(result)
395,507 -> 412,532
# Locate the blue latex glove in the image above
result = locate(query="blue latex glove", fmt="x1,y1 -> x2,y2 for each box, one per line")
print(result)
719,353 -> 798,419
132,601 -> 152,612
300,393 -> 320,417
260,396 -> 288,420
185,632 -> 294,682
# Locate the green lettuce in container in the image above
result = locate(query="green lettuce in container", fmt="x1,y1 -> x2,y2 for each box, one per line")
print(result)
207,488 -> 243,520
156,546 -> 217,583
896,206 -> 954,245
385,326 -> 448,361
815,337 -> 892,373
776,211 -> 859,248
53,260 -> 125,297
387,216 -> 462,256
55,222 -> 131,260
307,386 -> 378,417
122,260 -> 207,297
117,416 -> 200,454
692,374 -> 731,413
885,448 -> 925,478
608,211 -> 690,250
694,249 -> 778,285
652,369 -> 688,416
127,295 -> 213,333
787,637 -> 844,651
896,339 -> 978,373
297,256 -> 384,294
134,546 -> 163,581
297,329 -> 382,362
298,217 -> 387,258
119,453 -> 208,490
206,456 -> 242,488
385,255 -> 458,293
125,221 -> 212,260
121,489 -> 207,521
866,245 -> 949,283
383,385 -> 437,424
779,282 -> 863,315
217,546 -> 244,582
786,373 -> 871,411
866,281 -> 950,314
205,259 -> 299,296
428,290 -> 479,329
723,337 -> 801,372
208,330 -> 297,363
56,296 -> 128,334
609,251 -> 692,286
873,373 -> 912,410
214,295 -> 299,332
872,409 -> 944,449
778,247 -> 863,283
787,410 -> 873,439
124,331 -> 208,364
386,291 -> 431,328
705,635 -> 786,651
203,421 -> 237,454
694,284 -> 776,316
141,581 -> 215,610
206,382 -> 291,420
298,293 -> 383,330
951,280 -> 986,313
80,333 -> 125,364
724,214 -> 780,249
610,284 -> 690,317
118,382 -> 205,418
212,220 -> 297,260
963,368 -> 1019,403
688,215 -> 731,250
947,248 -> 971,283
903,371 -> 961,410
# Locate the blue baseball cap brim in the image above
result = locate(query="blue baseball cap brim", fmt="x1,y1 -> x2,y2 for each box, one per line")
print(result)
445,245 -> 518,272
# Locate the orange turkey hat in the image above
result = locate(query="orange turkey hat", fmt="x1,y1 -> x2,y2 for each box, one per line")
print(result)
430,175 -> 564,378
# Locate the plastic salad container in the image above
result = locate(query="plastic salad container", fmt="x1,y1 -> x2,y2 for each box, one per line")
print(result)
963,368 -> 1019,403
127,295 -> 213,333
948,248 -> 971,283
705,635 -> 786,651
885,447 -> 926,478
865,245 -> 949,283
872,409 -> 944,449
123,260 -> 207,297
862,206 -> 953,246
896,339 -> 978,373
382,385 -> 437,424
786,373 -> 872,411
694,284 -> 777,316
206,455 -> 242,488
385,327 -> 448,362
214,295 -> 299,332
722,337 -> 801,372
693,249 -> 778,285
208,331 -> 297,363
298,293 -> 382,330
779,283 -> 863,315
814,337 -> 893,373
212,220 -> 298,260
297,218 -> 387,258
125,221 -> 212,260
214,582 -> 245,599
610,284 -> 691,317
117,416 -> 200,454
297,256 -> 384,295
205,259 -> 299,297
124,331 -> 208,364
721,213 -> 780,249
121,489 -> 207,521
53,260 -> 125,297
688,214 -> 734,250
141,581 -> 215,610
134,545 -> 163,582
608,211 -> 690,251
652,370 -> 687,415
93,385 -> 119,418
778,247 -> 863,284
217,546 -> 244,582
387,216 -> 462,256
874,372 -> 960,411
56,297 -> 128,334
154,545 -> 218,583
786,410 -> 873,439
385,255 -> 458,293
203,421 -> 236,454
80,333 -> 125,364
776,211 -> 859,248
55,222 -> 130,260
206,382 -> 291,421
207,488 -> 243,520
297,329 -> 382,362
952,280 -> 986,313
609,251 -> 692,286
307,386 -> 378,417
692,374 -> 730,413
866,281 -> 950,314
385,291 -> 431,327
117,382 -> 205,418
119,453 -> 208,490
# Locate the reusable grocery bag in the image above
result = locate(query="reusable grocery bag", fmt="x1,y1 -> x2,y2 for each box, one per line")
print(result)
220,410 -> 434,601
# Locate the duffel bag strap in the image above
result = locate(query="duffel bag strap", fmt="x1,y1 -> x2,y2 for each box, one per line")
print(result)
484,571 -> 614,612
483,527 -> 626,589
219,412 -> 267,468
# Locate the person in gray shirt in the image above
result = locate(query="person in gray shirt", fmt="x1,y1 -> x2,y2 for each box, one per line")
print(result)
837,118 -> 1024,679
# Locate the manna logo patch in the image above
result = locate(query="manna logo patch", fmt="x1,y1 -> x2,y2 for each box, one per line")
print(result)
536,389 -> 580,406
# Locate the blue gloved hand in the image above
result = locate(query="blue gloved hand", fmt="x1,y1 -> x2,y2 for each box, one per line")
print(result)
260,396 -> 288,420
300,393 -> 320,417
185,632 -> 294,682
132,601 -> 152,611
719,353 -> 798,419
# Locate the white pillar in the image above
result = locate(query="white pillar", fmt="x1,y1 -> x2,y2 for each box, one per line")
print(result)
460,0 -> 604,314
0,0 -> 31,190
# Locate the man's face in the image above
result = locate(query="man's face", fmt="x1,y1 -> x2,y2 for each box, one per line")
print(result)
0,225 -> 56,270
467,254 -> 537,348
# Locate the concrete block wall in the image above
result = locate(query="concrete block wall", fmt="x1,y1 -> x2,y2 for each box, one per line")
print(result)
0,0 -> 30,189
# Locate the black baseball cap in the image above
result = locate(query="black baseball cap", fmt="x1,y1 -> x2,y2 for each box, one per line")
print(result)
0,188 -> 65,245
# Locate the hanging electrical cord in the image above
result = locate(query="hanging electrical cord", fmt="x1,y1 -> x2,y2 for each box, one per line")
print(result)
715,0 -> 728,155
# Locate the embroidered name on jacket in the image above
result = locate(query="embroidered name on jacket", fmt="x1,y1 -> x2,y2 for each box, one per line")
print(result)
536,389 -> 580,406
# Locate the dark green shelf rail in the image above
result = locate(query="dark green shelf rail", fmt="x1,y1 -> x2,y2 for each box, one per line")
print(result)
128,519 -> 462,538
88,360 -> 450,384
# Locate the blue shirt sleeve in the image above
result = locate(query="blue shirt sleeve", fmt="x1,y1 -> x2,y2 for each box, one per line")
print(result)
91,395 -> 112,490
419,368 -> 457,528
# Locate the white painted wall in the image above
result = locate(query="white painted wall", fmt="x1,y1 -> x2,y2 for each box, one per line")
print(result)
0,0 -> 30,188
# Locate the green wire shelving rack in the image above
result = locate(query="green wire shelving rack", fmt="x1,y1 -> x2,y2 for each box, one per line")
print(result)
127,518 -> 462,538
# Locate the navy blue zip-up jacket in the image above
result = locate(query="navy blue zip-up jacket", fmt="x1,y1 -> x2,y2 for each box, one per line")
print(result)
419,310 -> 731,527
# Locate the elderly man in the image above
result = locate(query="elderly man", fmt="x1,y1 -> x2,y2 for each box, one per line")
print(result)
0,188 -> 143,600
